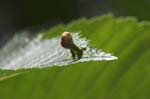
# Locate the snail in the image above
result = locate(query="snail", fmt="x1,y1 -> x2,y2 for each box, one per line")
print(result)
60,32 -> 85,60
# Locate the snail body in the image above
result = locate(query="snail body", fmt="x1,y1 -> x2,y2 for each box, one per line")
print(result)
61,32 -> 84,60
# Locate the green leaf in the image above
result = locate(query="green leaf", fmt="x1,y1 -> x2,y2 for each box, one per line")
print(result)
0,14 -> 149,99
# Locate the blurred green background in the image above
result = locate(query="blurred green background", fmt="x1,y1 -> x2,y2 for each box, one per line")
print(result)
0,0 -> 150,47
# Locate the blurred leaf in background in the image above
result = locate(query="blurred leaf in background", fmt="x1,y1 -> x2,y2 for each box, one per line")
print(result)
110,0 -> 150,20
0,0 -> 150,47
